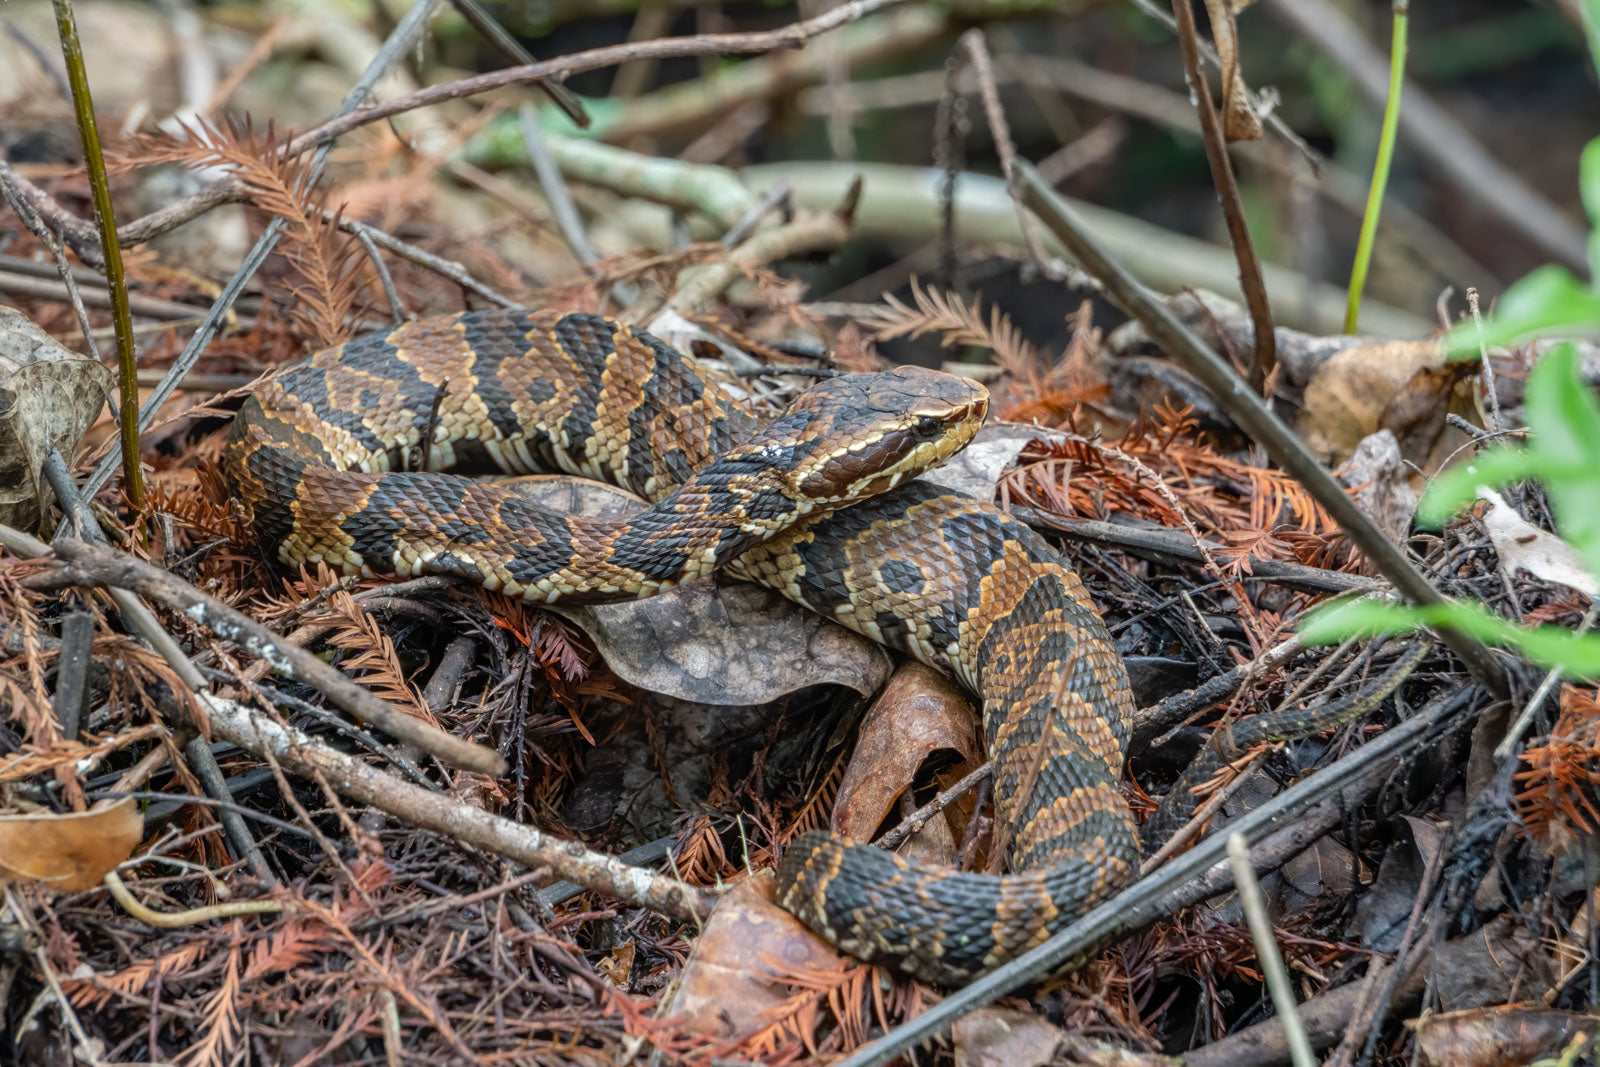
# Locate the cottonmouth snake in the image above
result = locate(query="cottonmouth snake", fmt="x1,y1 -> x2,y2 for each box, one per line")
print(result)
225,308 -> 1140,984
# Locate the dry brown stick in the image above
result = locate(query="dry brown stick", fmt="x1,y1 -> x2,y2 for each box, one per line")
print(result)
1168,0 -> 1276,392
1010,509 -> 1378,595
0,158 -> 515,309
0,2 -> 898,257
1014,164 -> 1508,702
875,761 -> 992,851
0,269 -> 226,321
42,539 -> 506,777
959,29 -> 1051,270
664,184 -> 860,313
198,690 -> 717,924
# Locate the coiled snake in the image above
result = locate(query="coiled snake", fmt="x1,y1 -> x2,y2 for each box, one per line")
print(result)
225,309 -> 1140,984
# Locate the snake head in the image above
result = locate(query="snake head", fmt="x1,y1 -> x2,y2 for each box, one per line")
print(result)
785,365 -> 989,505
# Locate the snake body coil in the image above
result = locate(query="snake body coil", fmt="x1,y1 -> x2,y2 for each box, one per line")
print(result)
225,309 -> 1140,984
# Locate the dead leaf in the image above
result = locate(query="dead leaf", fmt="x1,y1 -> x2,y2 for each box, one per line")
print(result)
498,477 -> 892,706
1355,815 -> 1445,952
0,307 -> 114,534
0,798 -> 143,892
953,1007 -> 1065,1067
596,940 -> 636,989
1300,338 -> 1463,463
833,662 -> 977,842
1201,0 -> 1263,142
1408,1004 -> 1592,1067
1379,360 -> 1478,467
1206,771 -> 1358,923
1477,488 -> 1598,596
1338,429 -> 1419,547
669,874 -> 844,1039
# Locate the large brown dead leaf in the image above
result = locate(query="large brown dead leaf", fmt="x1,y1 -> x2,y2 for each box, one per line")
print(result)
1300,338 -> 1471,465
668,873 -> 844,1040
0,798 -> 142,892
833,662 -> 978,843
1408,1004 -> 1592,1067
0,307 -> 114,534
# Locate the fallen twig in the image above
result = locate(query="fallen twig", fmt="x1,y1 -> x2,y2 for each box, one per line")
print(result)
1169,0 -> 1276,391
197,691 -> 717,924
1014,162 -> 1509,702
1011,509 -> 1377,595
40,538 -> 506,777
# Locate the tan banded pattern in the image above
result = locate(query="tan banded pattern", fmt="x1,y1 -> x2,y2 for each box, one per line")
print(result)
226,308 -> 1139,985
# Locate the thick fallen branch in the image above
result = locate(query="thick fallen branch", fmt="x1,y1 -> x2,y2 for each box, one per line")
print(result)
1013,510 -> 1378,595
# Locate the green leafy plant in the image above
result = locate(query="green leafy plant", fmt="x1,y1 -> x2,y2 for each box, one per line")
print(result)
1302,31 -> 1600,677
1302,346 -> 1600,678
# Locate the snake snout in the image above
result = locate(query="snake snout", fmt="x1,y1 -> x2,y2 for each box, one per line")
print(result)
790,367 -> 989,504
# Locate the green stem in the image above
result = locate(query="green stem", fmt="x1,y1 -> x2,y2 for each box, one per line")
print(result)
1344,0 -> 1409,335
52,0 -> 143,507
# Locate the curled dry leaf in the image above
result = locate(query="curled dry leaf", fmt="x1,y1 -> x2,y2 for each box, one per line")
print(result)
1300,337 -> 1470,464
0,797 -> 143,892
668,873 -> 844,1039
1477,488 -> 1598,597
1201,0 -> 1263,143
499,476 -> 891,705
0,307 -> 114,534
1407,1004 -> 1592,1067
833,662 -> 978,843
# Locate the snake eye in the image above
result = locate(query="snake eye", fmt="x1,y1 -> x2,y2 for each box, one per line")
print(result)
915,415 -> 943,436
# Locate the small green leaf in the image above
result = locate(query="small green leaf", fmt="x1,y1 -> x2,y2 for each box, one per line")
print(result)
1524,344 -> 1600,463
1443,266 -> 1600,359
1583,137 -> 1600,282
1521,344 -> 1600,578
1415,446 -> 1544,527
1298,598 -> 1427,643
1301,598 -> 1600,679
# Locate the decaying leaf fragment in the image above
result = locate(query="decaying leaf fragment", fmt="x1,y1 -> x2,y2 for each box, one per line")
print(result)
668,874 -> 844,1040
1202,0 -> 1263,142
1408,1004 -> 1593,1067
0,797 -> 143,892
1300,337 -> 1472,464
832,662 -> 978,844
0,307 -> 114,534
